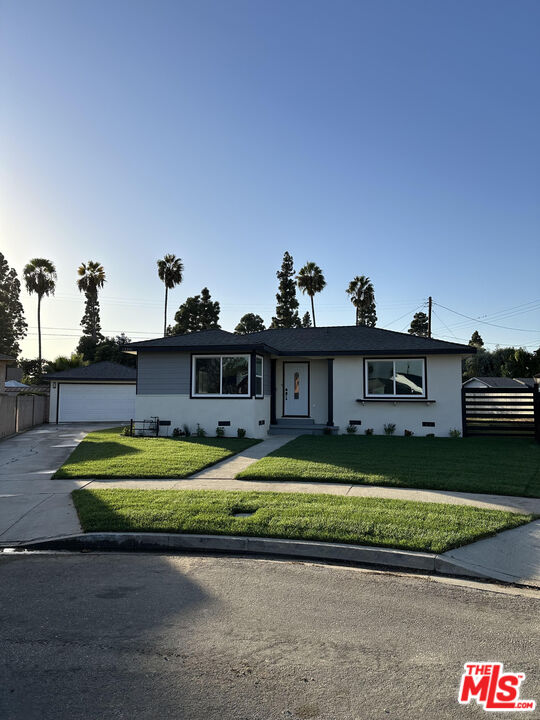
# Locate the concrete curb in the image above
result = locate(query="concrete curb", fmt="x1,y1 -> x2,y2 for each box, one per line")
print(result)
11,532 -> 497,581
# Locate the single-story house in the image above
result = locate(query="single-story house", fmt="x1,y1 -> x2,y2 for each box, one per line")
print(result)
463,376 -> 534,389
125,326 -> 474,438
45,361 -> 136,422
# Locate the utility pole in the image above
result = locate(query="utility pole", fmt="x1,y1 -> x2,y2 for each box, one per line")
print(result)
427,296 -> 432,338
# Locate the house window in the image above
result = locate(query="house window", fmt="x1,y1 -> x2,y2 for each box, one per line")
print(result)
193,355 -> 250,397
255,356 -> 264,397
365,359 -> 425,398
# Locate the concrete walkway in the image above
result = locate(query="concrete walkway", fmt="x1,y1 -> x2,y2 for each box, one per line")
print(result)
189,434 -> 298,479
441,519 -> 540,587
0,423 -> 114,544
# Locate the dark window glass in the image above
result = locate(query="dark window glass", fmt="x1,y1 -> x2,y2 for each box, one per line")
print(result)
394,359 -> 424,395
195,357 -> 220,394
222,356 -> 249,395
367,360 -> 394,395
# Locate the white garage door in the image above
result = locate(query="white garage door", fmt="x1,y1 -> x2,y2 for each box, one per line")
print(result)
58,383 -> 136,422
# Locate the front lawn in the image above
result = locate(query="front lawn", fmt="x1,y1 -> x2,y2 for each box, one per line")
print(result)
72,488 -> 533,553
236,435 -> 540,497
54,427 -> 260,479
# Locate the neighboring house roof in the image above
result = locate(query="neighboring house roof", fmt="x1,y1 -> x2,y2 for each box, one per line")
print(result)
126,326 -> 473,356
5,380 -> 29,388
0,353 -> 15,361
44,361 -> 136,382
463,376 -> 534,388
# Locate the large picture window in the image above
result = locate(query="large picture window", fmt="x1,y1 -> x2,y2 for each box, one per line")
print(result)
365,358 -> 425,398
193,355 -> 250,397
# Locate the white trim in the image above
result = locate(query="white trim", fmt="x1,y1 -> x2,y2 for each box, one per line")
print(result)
192,354 -> 251,397
255,355 -> 264,398
365,358 -> 426,398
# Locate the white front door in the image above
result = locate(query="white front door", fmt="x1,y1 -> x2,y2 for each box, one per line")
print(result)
283,362 -> 309,416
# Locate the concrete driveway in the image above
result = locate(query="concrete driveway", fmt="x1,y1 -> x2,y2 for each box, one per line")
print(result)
0,424 -> 114,545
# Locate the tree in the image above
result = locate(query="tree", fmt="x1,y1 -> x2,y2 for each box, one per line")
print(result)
171,287 -> 221,334
45,353 -> 88,374
235,313 -> 266,334
302,311 -> 312,328
77,261 -> 106,344
93,333 -> 136,367
157,254 -> 184,337
270,252 -> 301,329
296,262 -> 326,327
23,258 -> 57,370
469,330 -> 484,348
0,252 -> 27,357
346,275 -> 376,327
19,358 -> 46,385
408,311 -> 429,337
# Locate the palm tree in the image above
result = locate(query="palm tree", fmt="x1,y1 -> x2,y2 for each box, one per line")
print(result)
346,275 -> 377,327
23,258 -> 57,368
77,261 -> 106,341
157,254 -> 184,336
296,262 -> 326,327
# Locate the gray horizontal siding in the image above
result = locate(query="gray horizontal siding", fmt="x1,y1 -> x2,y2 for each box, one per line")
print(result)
137,352 -> 191,394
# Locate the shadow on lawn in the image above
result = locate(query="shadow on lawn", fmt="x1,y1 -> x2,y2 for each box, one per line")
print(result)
247,435 -> 540,499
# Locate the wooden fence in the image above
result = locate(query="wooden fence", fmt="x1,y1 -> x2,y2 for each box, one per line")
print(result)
0,394 -> 49,439
462,386 -> 539,438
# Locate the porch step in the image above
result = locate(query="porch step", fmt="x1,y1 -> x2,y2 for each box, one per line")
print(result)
269,423 -> 339,436
274,418 -> 315,426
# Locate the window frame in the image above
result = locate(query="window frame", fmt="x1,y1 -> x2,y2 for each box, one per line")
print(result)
255,355 -> 264,398
364,357 -> 427,399
191,354 -> 251,398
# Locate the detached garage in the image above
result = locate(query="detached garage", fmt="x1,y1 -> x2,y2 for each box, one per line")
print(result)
45,361 -> 136,423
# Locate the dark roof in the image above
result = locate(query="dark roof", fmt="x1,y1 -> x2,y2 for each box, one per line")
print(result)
127,326 -> 474,356
0,353 -> 15,361
463,376 -> 533,388
43,361 -> 136,382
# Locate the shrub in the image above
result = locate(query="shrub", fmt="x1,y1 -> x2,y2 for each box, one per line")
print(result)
216,426 -> 225,437
425,433 -> 435,438
404,429 -> 414,437
346,424 -> 358,434
120,425 -> 131,437
183,423 -> 191,437
364,428 -> 374,436
172,427 -> 184,438
195,424 -> 206,437
449,428 -> 462,438
323,426 -> 333,435
384,423 -> 396,436
237,428 -> 246,438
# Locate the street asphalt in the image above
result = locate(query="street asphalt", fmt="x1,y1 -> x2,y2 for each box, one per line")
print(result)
0,552 -> 538,720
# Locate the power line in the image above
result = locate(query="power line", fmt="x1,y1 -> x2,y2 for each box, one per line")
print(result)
436,298 -> 540,331
433,301 -> 540,333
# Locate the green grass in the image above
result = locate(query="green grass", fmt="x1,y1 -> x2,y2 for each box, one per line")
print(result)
54,427 -> 260,479
72,488 -> 533,554
236,435 -> 540,497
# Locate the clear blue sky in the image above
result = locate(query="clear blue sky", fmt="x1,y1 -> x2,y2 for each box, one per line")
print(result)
1,0 -> 539,359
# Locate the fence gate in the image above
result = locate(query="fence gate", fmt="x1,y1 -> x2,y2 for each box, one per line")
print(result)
462,386 -> 538,438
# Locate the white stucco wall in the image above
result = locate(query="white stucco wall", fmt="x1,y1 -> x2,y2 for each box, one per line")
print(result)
48,384 -> 58,423
135,394 -> 271,439
332,355 -> 465,436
